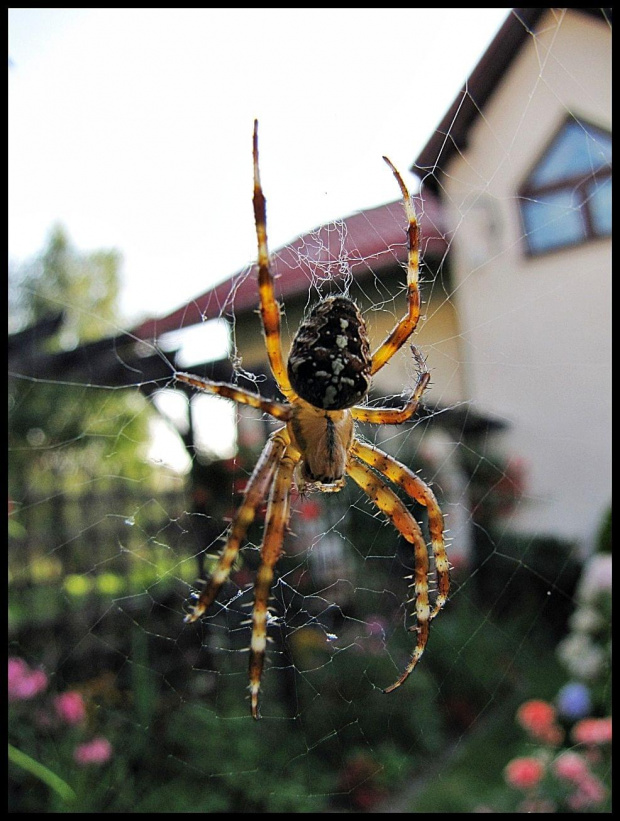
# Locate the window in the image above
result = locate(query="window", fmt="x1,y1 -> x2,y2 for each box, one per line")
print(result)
519,117 -> 611,255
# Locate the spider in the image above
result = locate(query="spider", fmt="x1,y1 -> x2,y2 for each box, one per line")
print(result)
176,121 -> 449,718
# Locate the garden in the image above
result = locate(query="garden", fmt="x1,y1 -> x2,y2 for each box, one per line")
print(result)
9,229 -> 611,812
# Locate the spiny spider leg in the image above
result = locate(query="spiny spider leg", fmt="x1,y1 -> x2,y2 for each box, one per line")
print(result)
346,458 -> 431,692
175,372 -> 292,421
252,120 -> 296,400
370,158 -> 421,376
184,430 -> 289,623
248,445 -> 300,719
178,122 -> 449,717
352,345 -> 430,425
351,440 -> 449,619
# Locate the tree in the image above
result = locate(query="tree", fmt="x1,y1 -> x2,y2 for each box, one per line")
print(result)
8,226 -> 154,505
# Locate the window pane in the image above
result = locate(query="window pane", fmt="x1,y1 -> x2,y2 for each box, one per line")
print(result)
588,177 -> 612,236
531,121 -> 612,187
521,190 -> 586,253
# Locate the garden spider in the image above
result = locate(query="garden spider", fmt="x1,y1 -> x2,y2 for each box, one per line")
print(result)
176,121 -> 449,718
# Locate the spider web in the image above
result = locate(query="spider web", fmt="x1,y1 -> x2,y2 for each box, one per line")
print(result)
8,9 -> 611,814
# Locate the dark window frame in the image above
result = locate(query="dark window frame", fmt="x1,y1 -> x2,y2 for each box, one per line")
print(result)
518,115 -> 612,257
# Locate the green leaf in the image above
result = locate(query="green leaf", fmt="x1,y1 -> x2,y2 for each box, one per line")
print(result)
8,743 -> 77,804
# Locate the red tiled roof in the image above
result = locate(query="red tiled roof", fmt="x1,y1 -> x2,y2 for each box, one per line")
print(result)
131,192 -> 447,339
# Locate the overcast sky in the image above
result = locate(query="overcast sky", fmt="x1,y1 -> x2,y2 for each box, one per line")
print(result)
9,8 -> 510,328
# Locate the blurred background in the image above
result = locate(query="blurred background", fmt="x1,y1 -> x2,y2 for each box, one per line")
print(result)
9,8 -> 611,813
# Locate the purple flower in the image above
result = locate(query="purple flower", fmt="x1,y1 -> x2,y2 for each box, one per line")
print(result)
557,682 -> 592,719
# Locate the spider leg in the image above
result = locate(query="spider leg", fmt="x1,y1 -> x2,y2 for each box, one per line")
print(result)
184,430 -> 290,623
175,372 -> 292,421
248,445 -> 300,719
352,345 -> 430,425
351,440 -> 449,619
252,120 -> 296,401
370,158 -> 421,376
347,458 -> 431,693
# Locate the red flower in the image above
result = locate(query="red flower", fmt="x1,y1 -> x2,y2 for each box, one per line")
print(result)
516,699 -> 563,744
338,754 -> 386,810
297,499 -> 322,521
504,757 -> 545,790
233,477 -> 249,494
517,699 -> 555,730
572,717 -> 612,746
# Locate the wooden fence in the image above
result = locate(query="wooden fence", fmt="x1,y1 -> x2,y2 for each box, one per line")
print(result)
9,485 -> 195,588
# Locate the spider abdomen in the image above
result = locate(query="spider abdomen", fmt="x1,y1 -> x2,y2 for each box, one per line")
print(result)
287,296 -> 372,410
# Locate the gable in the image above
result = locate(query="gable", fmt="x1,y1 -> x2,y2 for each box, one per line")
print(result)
414,8 -> 612,192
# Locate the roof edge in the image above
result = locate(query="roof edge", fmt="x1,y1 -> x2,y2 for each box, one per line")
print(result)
413,8 -> 611,192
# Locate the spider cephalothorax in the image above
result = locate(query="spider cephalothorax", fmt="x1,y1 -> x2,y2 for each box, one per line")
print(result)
175,121 -> 449,718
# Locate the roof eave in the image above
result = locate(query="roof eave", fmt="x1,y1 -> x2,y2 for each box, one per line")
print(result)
413,8 -> 611,192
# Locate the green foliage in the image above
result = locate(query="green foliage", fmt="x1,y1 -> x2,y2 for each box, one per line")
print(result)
596,505 -> 611,553
161,703 -> 333,812
405,699 -> 526,813
10,224 -> 120,343
406,507 -> 612,814
7,506 -> 602,814
470,530 -> 581,643
8,226 -> 154,504
8,628 -> 335,813
8,744 -> 76,805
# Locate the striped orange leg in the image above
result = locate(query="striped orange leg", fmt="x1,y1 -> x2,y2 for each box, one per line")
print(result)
252,120 -> 295,401
184,430 -> 289,623
347,458 -> 431,693
370,158 -> 421,376
175,372 -> 292,421
352,345 -> 430,425
351,440 -> 449,619
248,446 -> 299,718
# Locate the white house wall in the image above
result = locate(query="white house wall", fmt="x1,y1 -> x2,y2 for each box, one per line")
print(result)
442,10 -> 611,547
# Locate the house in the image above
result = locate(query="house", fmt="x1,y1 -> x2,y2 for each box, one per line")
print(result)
413,7 -> 611,548
131,194 -> 457,403
132,7 -> 611,554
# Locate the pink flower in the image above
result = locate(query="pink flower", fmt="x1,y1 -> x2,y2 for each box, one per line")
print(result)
504,757 -> 545,790
552,751 -> 590,783
8,658 -> 28,688
567,774 -> 607,809
8,657 -> 48,701
572,717 -> 612,746
54,691 -> 86,725
516,699 -> 563,744
73,737 -> 113,766
517,797 -> 557,813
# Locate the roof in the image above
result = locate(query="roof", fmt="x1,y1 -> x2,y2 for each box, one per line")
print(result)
131,191 -> 447,340
414,7 -> 612,192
